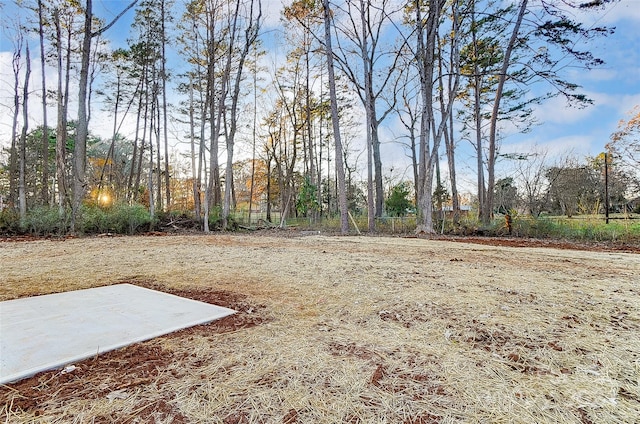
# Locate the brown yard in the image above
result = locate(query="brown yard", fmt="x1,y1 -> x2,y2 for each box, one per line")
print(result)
1,233 -> 639,423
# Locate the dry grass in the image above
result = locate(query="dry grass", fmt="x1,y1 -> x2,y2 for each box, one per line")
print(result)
1,233 -> 639,423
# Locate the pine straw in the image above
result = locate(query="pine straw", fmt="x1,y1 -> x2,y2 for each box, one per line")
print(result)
1,234 -> 639,423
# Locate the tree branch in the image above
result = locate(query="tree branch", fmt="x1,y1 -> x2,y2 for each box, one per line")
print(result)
91,0 -> 139,38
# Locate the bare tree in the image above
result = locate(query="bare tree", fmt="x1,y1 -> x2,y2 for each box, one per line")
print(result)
546,157 -> 599,217
608,106 -> 640,194
160,0 -> 171,211
37,0 -> 49,206
322,0 -> 348,234
506,148 -> 551,216
222,0 -> 262,229
19,44 -> 32,222
8,29 -> 23,210
392,53 -> 420,208
282,0 -> 322,199
331,0 -> 404,230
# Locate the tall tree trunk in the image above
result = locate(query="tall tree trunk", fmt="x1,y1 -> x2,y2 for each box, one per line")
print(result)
54,10 -> 68,218
128,86 -> 143,202
359,0 -> 375,232
134,69 -> 150,204
19,44 -> 31,223
371,113 -> 383,219
474,73 -> 484,221
37,0 -> 49,206
484,0 -> 528,224
196,28 -> 207,226
161,0 -> 171,211
197,88 -> 205,220
322,0 -> 348,234
437,0 -> 462,226
469,4 -> 485,222
444,109 -> 459,224
415,0 -> 442,234
366,105 -> 375,231
304,40 -> 315,189
155,82 -> 162,212
71,0 -> 94,233
204,8 -> 220,232
9,38 -> 21,209
248,50 -> 258,226
188,77 -> 201,218
148,130 -> 155,219
266,154 -> 272,223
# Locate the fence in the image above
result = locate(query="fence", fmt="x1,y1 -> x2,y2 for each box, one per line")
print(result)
231,211 -> 421,234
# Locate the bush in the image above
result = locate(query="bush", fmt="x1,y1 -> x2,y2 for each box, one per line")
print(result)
111,203 -> 152,234
24,206 -> 68,235
206,206 -> 238,230
0,208 -> 21,234
510,215 -> 561,239
80,206 -> 109,234
501,214 -> 640,243
385,183 -> 412,217
80,203 -> 151,235
206,206 -> 223,230
1,203 -> 154,236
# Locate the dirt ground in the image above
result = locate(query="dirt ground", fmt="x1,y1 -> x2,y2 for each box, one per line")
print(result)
1,232 -> 639,423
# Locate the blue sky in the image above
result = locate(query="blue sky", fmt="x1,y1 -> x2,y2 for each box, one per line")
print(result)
493,1 -> 640,168
511,0 -> 640,155
0,0 -> 639,193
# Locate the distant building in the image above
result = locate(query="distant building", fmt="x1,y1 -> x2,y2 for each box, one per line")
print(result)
440,205 -> 472,212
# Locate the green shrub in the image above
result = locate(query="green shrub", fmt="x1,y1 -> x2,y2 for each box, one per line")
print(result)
0,208 -> 21,234
111,203 -> 152,234
79,203 -> 151,235
385,183 -> 412,217
207,206 -> 238,230
80,206 -> 109,234
24,206 -> 68,235
511,216 -> 560,238
507,215 -> 640,243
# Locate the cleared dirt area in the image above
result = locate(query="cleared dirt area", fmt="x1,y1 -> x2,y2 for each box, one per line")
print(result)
1,233 -> 639,423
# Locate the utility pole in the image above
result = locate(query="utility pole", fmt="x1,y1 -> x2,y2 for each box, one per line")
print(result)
604,152 -> 609,224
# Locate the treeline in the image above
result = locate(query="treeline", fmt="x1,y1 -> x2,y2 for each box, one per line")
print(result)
1,0 -> 638,235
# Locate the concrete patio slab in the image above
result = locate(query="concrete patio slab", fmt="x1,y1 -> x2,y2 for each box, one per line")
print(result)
0,283 -> 235,384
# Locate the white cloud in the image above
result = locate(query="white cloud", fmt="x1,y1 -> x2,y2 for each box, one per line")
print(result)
503,135 -> 596,160
577,68 -> 618,83
261,0 -> 286,29
613,93 -> 640,116
532,94 -> 601,125
594,0 -> 640,25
